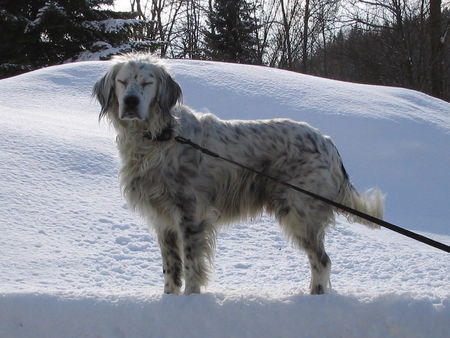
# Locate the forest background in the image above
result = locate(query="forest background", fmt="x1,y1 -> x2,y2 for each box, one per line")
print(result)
1,0 -> 449,100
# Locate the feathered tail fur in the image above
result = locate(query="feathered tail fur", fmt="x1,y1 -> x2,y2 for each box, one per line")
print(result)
338,182 -> 385,229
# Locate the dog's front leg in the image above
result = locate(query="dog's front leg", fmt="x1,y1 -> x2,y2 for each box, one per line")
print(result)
157,229 -> 183,294
180,216 -> 210,294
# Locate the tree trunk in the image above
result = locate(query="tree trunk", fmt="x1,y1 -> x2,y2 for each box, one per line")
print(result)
302,0 -> 310,73
430,0 -> 443,98
280,0 -> 293,69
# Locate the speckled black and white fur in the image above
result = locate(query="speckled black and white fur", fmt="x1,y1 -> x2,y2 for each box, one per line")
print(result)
93,53 -> 384,295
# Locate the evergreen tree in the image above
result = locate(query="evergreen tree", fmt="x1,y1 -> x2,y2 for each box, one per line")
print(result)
0,0 -> 42,77
204,0 -> 259,64
0,0 -> 152,78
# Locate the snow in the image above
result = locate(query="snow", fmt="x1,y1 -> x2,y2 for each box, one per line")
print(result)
26,3 -> 66,32
75,41 -> 162,61
0,59 -> 449,337
83,19 -> 147,33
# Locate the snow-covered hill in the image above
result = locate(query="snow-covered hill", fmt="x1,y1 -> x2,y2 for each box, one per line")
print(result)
0,59 -> 449,338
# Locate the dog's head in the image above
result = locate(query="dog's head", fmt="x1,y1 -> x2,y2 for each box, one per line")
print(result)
93,54 -> 182,123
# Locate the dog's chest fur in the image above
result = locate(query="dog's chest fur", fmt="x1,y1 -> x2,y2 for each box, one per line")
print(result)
117,135 -> 180,219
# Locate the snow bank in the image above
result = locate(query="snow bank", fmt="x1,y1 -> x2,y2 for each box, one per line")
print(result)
0,59 -> 449,337
1,293 -> 449,338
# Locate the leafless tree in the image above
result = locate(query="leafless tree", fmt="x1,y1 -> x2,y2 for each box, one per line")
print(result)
121,0 -> 447,99
173,0 -> 208,59
127,0 -> 183,56
430,0 -> 446,98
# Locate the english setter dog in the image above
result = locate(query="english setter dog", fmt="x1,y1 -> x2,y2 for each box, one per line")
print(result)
93,53 -> 384,295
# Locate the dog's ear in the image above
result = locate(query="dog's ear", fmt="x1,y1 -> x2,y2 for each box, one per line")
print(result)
156,68 -> 182,116
92,64 -> 120,120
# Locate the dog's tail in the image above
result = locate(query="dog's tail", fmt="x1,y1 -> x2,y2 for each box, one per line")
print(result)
337,167 -> 385,229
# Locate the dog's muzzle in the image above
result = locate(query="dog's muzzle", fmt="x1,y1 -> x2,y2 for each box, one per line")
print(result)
121,95 -> 142,120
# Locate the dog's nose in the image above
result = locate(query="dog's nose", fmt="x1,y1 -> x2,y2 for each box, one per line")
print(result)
124,95 -> 139,108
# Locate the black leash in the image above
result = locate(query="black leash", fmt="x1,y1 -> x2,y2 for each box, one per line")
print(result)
174,136 -> 450,253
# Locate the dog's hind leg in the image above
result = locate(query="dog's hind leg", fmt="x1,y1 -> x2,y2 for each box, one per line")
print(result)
158,229 -> 183,294
300,233 -> 331,295
277,201 -> 332,295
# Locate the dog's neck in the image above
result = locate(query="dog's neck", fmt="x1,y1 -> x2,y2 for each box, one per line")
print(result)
115,119 -> 173,171
142,124 -> 173,142
113,110 -> 175,143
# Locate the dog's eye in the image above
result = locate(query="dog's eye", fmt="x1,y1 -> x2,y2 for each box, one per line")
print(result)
142,81 -> 153,87
118,79 -> 128,86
